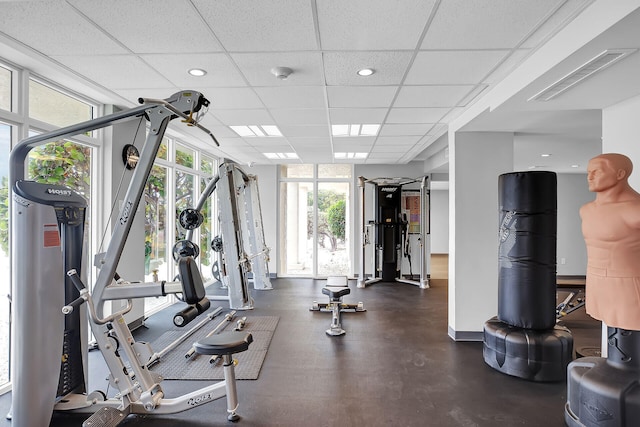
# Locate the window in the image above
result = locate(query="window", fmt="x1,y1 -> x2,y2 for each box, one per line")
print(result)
0,123 -> 11,388
144,165 -> 169,313
29,80 -> 93,127
0,66 -> 11,111
279,165 -> 352,277
1,65 -> 100,395
143,139 -> 219,316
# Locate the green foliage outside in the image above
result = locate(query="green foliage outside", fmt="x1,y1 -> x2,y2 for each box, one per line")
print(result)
307,189 -> 346,252
0,140 -> 91,255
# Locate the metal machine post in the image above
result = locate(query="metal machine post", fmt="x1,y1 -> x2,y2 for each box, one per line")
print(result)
244,173 -> 272,290
216,163 -> 254,310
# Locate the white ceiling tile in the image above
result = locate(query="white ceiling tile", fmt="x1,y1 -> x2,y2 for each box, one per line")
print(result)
332,136 -> 376,145
254,86 -> 326,109
386,108 -> 449,124
271,109 -> 328,125
289,137 -> 332,146
279,126 -> 330,138
329,108 -> 388,123
406,51 -> 509,85
195,88 -> 263,109
376,136 -> 422,145
141,54 -> 248,87
327,86 -> 398,108
317,0 -> 437,50
249,144 -> 293,152
520,0 -> 592,49
333,141 -> 374,151
0,2 -> 127,56
422,0 -> 563,49
243,137 -> 290,146
483,49 -> 531,85
69,0 -> 223,53
113,88 -> 179,106
379,124 -> 434,136
211,109 -> 274,125
323,52 -> 413,86
230,52 -> 324,86
299,152 -> 333,163
192,0 -> 317,51
394,85 -> 474,107
50,55 -> 172,89
372,144 -> 410,153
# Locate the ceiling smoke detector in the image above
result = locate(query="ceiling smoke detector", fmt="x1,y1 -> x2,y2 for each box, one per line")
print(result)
271,66 -> 293,80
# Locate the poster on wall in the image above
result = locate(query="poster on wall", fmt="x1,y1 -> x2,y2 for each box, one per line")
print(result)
402,190 -> 420,234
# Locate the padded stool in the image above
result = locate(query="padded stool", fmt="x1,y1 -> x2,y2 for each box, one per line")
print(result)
193,331 -> 253,421
310,276 -> 365,337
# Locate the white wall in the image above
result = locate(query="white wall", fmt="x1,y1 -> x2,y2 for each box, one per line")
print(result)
429,189 -> 449,254
557,173 -> 592,275
602,94 -> 640,190
449,131 -> 514,339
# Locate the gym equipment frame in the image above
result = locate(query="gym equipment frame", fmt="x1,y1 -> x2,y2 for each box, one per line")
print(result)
185,161 -> 272,311
9,91 -> 254,427
357,176 -> 430,289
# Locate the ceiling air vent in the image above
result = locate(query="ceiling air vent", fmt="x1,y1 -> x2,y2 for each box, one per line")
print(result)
529,49 -> 637,102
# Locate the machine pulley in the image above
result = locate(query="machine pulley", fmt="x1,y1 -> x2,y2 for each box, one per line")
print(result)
172,239 -> 200,261
179,208 -> 204,230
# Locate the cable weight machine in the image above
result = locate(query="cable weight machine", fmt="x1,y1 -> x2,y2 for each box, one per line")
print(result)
357,176 -> 430,289
9,91 -> 255,427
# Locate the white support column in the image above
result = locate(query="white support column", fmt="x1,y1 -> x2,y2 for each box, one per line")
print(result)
448,131 -> 514,341
599,93 -> 640,356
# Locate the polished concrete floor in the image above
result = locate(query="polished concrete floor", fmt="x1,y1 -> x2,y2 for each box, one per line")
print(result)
1,267 -> 600,426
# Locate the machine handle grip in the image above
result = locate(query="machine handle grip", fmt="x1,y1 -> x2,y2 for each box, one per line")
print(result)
67,269 -> 86,292
62,294 -> 87,314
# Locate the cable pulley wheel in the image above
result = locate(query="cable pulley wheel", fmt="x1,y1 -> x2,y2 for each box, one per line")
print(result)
211,236 -> 224,252
178,208 -> 204,230
172,240 -> 200,261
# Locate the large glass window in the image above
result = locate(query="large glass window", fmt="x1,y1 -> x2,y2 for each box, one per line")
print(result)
279,165 -> 352,277
1,65 -> 100,395
0,123 -> 11,388
0,66 -> 11,111
144,165 -> 169,312
29,80 -> 93,127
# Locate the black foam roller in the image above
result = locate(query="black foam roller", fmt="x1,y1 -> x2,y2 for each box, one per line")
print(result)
498,171 -> 557,330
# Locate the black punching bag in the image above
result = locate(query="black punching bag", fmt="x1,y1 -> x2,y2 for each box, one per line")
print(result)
498,171 -> 557,330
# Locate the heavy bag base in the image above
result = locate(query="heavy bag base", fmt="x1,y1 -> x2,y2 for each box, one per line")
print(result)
483,317 -> 573,382
565,356 -> 640,427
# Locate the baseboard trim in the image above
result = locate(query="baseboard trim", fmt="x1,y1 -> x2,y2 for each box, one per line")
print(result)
448,326 -> 483,342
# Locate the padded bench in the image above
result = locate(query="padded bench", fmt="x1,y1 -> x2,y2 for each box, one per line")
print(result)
310,276 -> 365,336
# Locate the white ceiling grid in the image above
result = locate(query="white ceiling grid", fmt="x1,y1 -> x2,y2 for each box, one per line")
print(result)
0,0 -> 596,166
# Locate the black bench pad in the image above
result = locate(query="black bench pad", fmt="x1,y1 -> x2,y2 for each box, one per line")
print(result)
322,287 -> 351,299
194,331 -> 253,356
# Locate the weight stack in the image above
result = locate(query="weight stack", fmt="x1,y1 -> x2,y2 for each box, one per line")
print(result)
565,328 -> 640,427
483,171 -> 573,382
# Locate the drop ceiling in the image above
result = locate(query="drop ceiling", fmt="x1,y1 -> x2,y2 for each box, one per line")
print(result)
1,0 -> 638,171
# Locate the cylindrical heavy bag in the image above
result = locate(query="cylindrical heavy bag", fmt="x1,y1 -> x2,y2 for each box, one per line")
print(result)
498,171 -> 557,330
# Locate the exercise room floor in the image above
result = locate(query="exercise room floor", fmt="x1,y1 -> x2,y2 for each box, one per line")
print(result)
1,256 -> 600,426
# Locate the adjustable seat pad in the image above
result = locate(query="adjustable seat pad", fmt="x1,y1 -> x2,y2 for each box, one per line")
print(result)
322,287 -> 351,299
194,331 -> 253,356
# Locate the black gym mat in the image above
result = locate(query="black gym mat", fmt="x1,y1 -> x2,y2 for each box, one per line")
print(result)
148,315 -> 279,380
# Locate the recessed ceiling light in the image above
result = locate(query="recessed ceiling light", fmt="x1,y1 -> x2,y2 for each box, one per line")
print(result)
335,152 -> 368,159
571,164 -> 580,168
332,124 -> 380,137
263,152 -> 298,160
357,68 -> 374,77
541,153 -> 551,157
230,125 -> 282,137
188,68 -> 207,77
